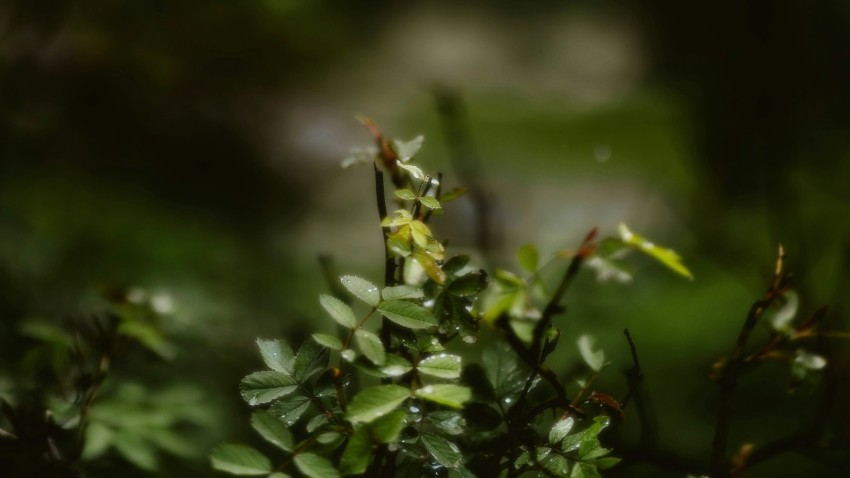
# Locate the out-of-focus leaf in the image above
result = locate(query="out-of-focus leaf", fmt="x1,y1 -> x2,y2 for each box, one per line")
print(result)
770,290 -> 799,332
428,411 -> 466,435
355,329 -> 386,366
319,294 -> 358,328
417,354 -> 462,379
118,321 -> 176,360
239,371 -> 298,406
421,432 -> 463,469
618,223 -> 693,280
250,410 -> 293,451
448,271 -> 488,297
392,135 -> 424,161
294,453 -> 341,478
416,384 -> 471,409
378,300 -> 438,329
210,444 -> 271,476
577,335 -> 605,372
340,275 -> 380,307
440,187 -> 469,204
585,256 -> 633,283
347,385 -> 410,423
312,333 -> 343,351
256,339 -> 295,374
517,244 -> 539,273
395,189 -> 417,201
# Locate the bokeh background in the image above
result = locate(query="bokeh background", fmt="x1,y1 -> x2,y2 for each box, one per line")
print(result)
2,1 -> 849,476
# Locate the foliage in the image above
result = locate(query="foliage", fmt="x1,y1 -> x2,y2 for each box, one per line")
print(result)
211,119 -> 732,477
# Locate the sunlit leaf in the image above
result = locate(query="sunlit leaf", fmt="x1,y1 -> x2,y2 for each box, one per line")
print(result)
618,223 -> 693,280
355,329 -> 386,366
294,453 -> 341,478
577,335 -> 605,372
398,162 -> 425,180
210,444 -> 271,476
239,371 -> 298,406
417,354 -> 462,379
340,275 -> 380,307
319,294 -> 358,328
380,354 -> 413,377
312,333 -> 343,351
549,416 -> 575,444
416,384 -> 471,409
250,411 -> 293,452
347,385 -> 410,423
421,432 -> 463,469
378,300 -> 438,329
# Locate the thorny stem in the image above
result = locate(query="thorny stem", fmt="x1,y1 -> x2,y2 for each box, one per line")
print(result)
710,244 -> 788,476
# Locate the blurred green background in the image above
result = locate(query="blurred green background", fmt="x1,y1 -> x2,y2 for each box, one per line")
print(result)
2,1 -> 849,476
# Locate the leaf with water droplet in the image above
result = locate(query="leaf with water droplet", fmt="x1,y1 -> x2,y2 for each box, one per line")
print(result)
371,409 -> 407,443
250,410 -> 293,452
347,385 -> 410,423
293,340 -> 329,382
421,432 -> 463,469
269,395 -> 311,425
417,354 -> 462,379
210,444 -> 271,476
239,371 -> 298,405
340,275 -> 380,307
416,384 -> 471,409
256,338 -> 294,374
549,416 -> 575,444
355,329 -> 386,366
319,294 -> 357,328
380,354 -> 413,377
381,285 -> 424,301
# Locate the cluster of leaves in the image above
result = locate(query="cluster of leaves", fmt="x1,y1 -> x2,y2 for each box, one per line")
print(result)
212,122 -> 702,477
0,287 -> 209,476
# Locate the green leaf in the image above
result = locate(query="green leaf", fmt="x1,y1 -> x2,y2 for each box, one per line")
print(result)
417,354 -> 462,379
380,354 -> 413,377
256,339 -> 294,374
293,340 -> 329,382
549,416 -> 575,444
585,256 -> 633,283
517,244 -> 539,273
392,135 -> 424,161
355,329 -> 386,366
113,430 -> 158,471
439,187 -> 468,204
570,461 -> 602,478
294,453 -> 341,478
250,411 -> 293,452
240,371 -> 298,406
340,275 -> 380,307
618,223 -> 693,280
269,395 -> 311,425
421,432 -> 463,469
577,335 -> 605,372
371,410 -> 407,443
419,196 -> 442,211
428,411 -> 466,435
416,384 -> 471,409
210,444 -> 271,476
447,271 -> 487,297
347,385 -> 410,423
395,189 -> 417,201
595,457 -> 621,470
319,294 -> 358,328
770,290 -> 799,332
312,333 -> 343,351
268,474 -> 291,478
377,300 -> 438,329
381,285 -> 424,301
340,426 -> 373,475
482,342 -> 527,398
117,321 -> 176,360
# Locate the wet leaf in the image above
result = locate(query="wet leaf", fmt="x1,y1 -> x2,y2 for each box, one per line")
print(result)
381,285 -> 424,301
378,300 -> 438,329
549,416 -> 575,444
293,340 -> 329,382
371,409 -> 407,443
421,432 -> 463,469
256,339 -> 295,374
312,333 -> 343,351
355,329 -> 386,366
239,371 -> 298,405
418,354 -> 462,379
416,384 -> 471,409
340,275 -> 380,307
340,426 -> 372,475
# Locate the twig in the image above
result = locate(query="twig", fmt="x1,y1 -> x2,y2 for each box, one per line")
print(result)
710,244 -> 788,476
